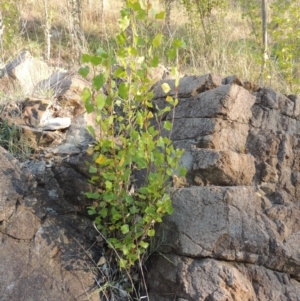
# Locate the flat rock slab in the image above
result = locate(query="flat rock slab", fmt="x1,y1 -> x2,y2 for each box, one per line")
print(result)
148,255 -> 300,301
164,117 -> 249,152
192,149 -> 255,185
153,73 -> 223,99
158,186 -> 300,279
41,117 -> 71,130
156,84 -> 255,123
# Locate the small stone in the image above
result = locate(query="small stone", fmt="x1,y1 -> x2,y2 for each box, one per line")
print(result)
97,256 -> 106,266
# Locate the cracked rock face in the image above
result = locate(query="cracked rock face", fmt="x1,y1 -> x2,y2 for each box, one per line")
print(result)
0,147 -> 100,301
148,255 -> 300,301
148,75 -> 300,300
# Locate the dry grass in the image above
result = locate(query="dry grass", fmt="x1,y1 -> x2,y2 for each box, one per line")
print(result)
0,0 -> 297,94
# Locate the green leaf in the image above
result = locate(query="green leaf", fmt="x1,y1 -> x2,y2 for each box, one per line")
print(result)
90,176 -> 99,182
147,229 -> 155,237
99,208 -> 108,218
150,56 -> 159,67
90,56 -> 102,66
99,201 -> 106,208
105,181 -> 112,190
122,245 -> 129,255
129,206 -> 139,214
96,154 -> 109,165
161,83 -> 171,93
166,203 -> 174,215
166,95 -> 174,104
87,207 -> 96,215
130,1 -> 141,11
113,67 -> 126,78
152,33 -> 163,48
93,74 -> 106,90
117,32 -> 127,45
112,212 -> 122,221
155,11 -> 165,20
137,9 -> 147,20
139,241 -> 149,249
118,83 -> 129,99
173,38 -> 186,49
139,187 -> 149,194
125,195 -> 133,204
179,167 -> 187,177
79,66 -> 89,78
96,94 -> 106,110
87,125 -> 95,137
96,47 -> 108,57
128,47 -> 138,56
145,205 -> 156,215
164,121 -> 173,131
81,54 -> 91,63
89,166 -> 97,173
121,224 -> 130,234
167,49 -> 176,60
82,88 -> 94,113
111,207 -> 122,221
119,258 -> 127,268
85,192 -> 101,199
119,15 -> 130,31
136,36 -> 146,46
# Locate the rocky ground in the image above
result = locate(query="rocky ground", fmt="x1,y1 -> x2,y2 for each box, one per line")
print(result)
1,52 -> 300,300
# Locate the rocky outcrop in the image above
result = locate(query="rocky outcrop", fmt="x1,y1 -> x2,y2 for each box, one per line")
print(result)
2,51 -> 300,300
0,53 -> 104,300
0,52 -> 176,300
0,147 -> 101,301
148,75 -> 300,300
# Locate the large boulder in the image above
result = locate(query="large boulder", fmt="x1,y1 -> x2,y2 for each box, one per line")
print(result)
2,51 -> 53,95
147,75 -> 300,300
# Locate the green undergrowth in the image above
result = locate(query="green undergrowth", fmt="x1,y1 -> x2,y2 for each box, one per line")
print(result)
0,118 -> 32,159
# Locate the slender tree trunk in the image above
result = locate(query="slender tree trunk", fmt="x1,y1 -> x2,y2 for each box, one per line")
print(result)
43,0 -> 51,63
0,11 -> 4,48
260,0 -> 268,85
0,10 -> 4,66
67,0 -> 87,62
164,0 -> 174,30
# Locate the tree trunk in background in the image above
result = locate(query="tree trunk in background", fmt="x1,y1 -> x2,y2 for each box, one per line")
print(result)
0,10 -> 3,44
67,0 -> 87,63
43,0 -> 51,63
260,0 -> 268,85
164,0 -> 174,29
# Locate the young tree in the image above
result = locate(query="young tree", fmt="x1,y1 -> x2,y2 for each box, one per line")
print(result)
81,0 -> 185,270
180,0 -> 228,46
